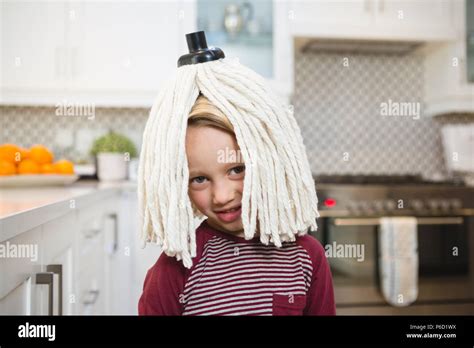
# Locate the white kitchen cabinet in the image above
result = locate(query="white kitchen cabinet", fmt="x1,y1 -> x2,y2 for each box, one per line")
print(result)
0,0 -> 190,107
0,226 -> 43,315
0,211 -> 75,316
75,194 -> 116,315
0,185 -> 137,316
423,0 -> 474,116
0,0 -> 67,99
195,0 -> 293,102
289,0 -> 373,36
288,0 -> 456,41
65,1 -> 183,106
104,190 -> 136,315
374,0 -> 454,40
41,212 -> 76,315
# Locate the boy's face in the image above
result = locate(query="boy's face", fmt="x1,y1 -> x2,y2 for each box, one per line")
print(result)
185,125 -> 245,236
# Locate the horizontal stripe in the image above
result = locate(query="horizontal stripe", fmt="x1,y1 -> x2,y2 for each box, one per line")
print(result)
185,268 -> 312,294
184,286 -> 306,304
185,289 -> 308,308
185,279 -> 307,297
184,298 -> 273,315
199,249 -> 312,265
186,303 -> 274,316
183,293 -> 271,311
185,273 -> 309,293
227,309 -> 273,316
188,260 -> 313,281
203,243 -> 303,259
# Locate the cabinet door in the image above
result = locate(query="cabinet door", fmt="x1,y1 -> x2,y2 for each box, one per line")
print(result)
75,198 -> 107,315
0,1 -> 67,97
0,226 -> 43,315
374,0 -> 455,40
288,0 -> 373,38
103,194 -> 130,314
42,212 -> 76,315
68,1 -> 182,105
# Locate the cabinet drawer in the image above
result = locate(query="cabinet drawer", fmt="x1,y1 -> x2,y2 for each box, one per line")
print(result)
77,271 -> 103,315
0,226 -> 42,300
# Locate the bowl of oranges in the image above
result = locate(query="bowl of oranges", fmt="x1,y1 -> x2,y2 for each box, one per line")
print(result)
0,143 -> 79,187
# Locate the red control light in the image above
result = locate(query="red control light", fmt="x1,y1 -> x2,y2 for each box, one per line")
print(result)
324,198 -> 337,208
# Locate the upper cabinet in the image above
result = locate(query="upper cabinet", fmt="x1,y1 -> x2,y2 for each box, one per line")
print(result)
0,0 -> 191,107
1,1 -> 67,97
0,0 -> 294,107
288,0 -> 457,41
423,0 -> 474,117
197,0 -> 274,79
195,0 -> 293,101
65,1 -> 185,104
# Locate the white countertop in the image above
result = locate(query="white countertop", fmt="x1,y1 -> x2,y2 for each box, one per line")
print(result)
0,180 -> 137,242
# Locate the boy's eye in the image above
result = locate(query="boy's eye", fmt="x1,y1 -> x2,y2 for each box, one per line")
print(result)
191,176 -> 207,184
230,165 -> 245,175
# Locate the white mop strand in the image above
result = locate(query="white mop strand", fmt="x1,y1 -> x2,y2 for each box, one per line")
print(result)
138,58 -> 319,268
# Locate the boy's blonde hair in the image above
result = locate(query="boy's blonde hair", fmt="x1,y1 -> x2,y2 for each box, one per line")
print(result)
138,58 -> 319,268
188,94 -> 234,134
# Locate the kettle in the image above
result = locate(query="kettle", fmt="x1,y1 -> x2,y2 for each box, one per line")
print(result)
224,2 -> 253,37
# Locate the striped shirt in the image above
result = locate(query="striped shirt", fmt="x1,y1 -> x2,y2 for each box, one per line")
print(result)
138,220 -> 335,316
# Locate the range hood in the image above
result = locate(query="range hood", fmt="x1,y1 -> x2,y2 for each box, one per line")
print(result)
298,38 -> 422,55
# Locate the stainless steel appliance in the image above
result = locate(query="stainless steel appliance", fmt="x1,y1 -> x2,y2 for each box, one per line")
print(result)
312,175 -> 474,315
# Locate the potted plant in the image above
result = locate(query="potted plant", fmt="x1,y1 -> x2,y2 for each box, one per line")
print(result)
90,131 -> 137,181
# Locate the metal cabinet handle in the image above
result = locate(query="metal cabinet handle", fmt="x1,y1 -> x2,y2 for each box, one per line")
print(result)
83,289 -> 100,305
84,227 -> 101,239
333,217 -> 463,226
35,272 -> 54,315
46,264 -> 63,316
108,213 -> 118,253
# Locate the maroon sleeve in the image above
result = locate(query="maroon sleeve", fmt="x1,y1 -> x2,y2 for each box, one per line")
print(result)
298,234 -> 336,315
138,251 -> 187,316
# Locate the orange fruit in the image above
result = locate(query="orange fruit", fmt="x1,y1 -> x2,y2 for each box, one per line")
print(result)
0,143 -> 22,163
53,159 -> 74,175
17,159 -> 40,174
0,160 -> 16,175
18,147 -> 30,161
29,145 -> 54,165
40,163 -> 56,174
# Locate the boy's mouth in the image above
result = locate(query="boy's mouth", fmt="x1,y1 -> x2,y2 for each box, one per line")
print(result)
214,205 -> 242,223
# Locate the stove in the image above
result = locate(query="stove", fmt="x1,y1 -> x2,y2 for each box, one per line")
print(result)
312,174 -> 474,315
314,174 -> 473,218
315,174 -> 466,186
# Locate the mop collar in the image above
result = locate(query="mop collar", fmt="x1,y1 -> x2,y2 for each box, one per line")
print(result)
178,31 -> 225,67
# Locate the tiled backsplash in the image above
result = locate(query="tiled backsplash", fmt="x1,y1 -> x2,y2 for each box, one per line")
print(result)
0,52 -> 471,176
0,106 -> 148,163
293,51 -> 452,179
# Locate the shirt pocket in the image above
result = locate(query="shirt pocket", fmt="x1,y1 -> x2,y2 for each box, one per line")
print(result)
272,293 -> 307,316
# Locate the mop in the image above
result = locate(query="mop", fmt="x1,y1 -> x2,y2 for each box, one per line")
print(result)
137,31 -> 319,268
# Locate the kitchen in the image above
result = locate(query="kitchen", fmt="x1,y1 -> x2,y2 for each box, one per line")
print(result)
1,0 -> 473,319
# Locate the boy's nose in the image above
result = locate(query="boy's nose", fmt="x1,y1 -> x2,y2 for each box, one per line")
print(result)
212,181 -> 236,207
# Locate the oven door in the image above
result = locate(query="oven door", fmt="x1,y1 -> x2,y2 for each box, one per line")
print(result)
316,215 -> 474,308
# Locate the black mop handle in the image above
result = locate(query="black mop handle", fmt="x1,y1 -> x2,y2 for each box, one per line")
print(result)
177,31 -> 225,67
